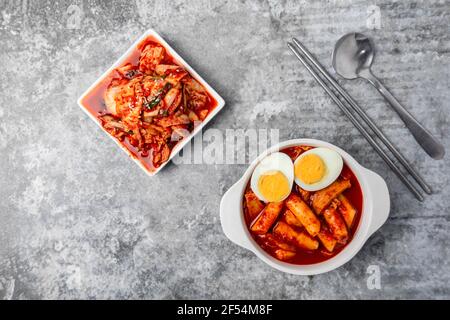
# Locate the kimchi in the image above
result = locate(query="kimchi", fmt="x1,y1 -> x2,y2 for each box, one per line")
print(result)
81,37 -> 218,172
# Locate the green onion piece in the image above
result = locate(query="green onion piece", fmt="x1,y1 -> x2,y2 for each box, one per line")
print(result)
144,82 -> 173,110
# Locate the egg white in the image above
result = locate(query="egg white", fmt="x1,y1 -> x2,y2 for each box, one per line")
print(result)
250,152 -> 294,203
293,147 -> 343,191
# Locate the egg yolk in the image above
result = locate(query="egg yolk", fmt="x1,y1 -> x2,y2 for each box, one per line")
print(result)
258,170 -> 290,202
295,154 -> 326,184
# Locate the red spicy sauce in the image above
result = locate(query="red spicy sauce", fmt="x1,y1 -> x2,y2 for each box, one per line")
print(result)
80,36 -> 218,172
243,146 -> 363,265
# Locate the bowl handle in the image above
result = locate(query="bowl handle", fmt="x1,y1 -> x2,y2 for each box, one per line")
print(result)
220,178 -> 254,251
364,168 -> 391,236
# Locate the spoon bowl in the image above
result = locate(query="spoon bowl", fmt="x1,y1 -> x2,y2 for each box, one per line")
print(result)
332,33 -> 374,79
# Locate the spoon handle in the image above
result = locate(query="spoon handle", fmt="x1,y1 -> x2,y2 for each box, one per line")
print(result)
360,69 -> 445,160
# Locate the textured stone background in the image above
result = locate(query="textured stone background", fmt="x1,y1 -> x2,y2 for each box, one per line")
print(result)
0,0 -> 449,299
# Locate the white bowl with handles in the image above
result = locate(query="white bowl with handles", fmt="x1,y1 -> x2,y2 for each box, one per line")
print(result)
220,138 -> 390,275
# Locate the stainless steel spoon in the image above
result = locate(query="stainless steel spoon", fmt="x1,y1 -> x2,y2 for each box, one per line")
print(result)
332,32 -> 445,160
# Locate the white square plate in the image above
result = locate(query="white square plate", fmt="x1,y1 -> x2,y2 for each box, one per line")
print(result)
78,29 -> 225,176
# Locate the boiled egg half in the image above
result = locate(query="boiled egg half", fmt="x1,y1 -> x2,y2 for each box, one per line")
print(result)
251,152 -> 294,203
293,147 -> 343,191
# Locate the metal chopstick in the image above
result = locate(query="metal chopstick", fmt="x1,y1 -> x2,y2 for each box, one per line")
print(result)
292,38 -> 431,195
287,41 -> 424,201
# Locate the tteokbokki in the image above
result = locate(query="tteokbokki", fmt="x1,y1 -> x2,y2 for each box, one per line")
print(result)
243,146 -> 363,264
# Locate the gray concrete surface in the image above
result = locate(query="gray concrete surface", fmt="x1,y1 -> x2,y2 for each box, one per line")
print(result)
0,0 -> 449,299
